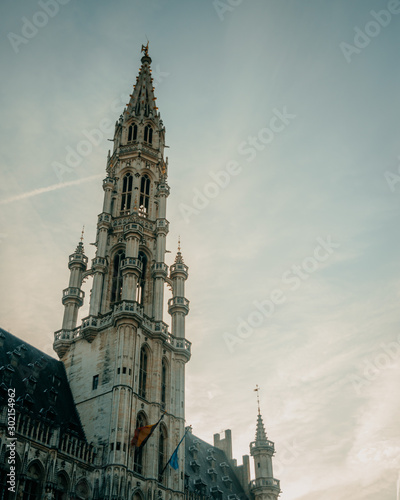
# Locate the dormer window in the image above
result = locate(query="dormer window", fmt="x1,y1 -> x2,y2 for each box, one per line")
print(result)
128,123 -> 138,142
144,125 -> 153,144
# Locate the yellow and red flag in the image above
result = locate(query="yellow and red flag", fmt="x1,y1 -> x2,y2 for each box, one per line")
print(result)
131,413 -> 164,448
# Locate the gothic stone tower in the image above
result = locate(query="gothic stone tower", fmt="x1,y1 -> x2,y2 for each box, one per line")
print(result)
250,411 -> 281,500
53,46 -> 191,499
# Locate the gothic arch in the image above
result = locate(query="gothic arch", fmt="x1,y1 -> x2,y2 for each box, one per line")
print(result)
110,247 -> 126,304
23,459 -> 45,500
54,470 -> 70,500
161,357 -> 169,407
138,343 -> 151,399
133,411 -> 148,474
75,477 -> 91,499
120,171 -> 134,213
137,248 -> 151,306
143,124 -> 153,145
138,173 -> 151,217
132,488 -> 145,500
127,122 -> 138,142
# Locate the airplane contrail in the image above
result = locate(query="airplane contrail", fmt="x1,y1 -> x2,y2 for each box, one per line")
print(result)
0,174 -> 103,205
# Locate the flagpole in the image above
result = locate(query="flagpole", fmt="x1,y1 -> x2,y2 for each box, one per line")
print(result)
160,426 -> 191,476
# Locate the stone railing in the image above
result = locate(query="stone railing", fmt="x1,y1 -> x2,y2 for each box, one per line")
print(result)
54,327 -> 81,342
250,439 -> 275,451
69,253 -> 88,265
168,297 -> 190,309
165,333 -> 191,354
250,478 -> 280,491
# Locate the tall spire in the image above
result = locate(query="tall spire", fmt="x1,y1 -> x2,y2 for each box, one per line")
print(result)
124,43 -> 159,121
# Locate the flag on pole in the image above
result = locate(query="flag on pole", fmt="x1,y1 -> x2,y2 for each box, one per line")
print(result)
131,413 -> 165,448
169,449 -> 179,470
161,426 -> 191,475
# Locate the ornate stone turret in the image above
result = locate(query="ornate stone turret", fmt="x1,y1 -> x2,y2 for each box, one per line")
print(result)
168,240 -> 189,339
54,236 -> 87,357
250,389 -> 281,499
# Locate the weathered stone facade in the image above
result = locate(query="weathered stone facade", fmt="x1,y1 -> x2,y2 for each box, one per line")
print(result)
0,47 -> 281,500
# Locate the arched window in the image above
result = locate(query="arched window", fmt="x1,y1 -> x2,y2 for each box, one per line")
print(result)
158,425 -> 167,482
111,250 -> 125,304
121,173 -> 133,213
138,346 -> 148,399
23,462 -> 44,500
75,479 -> 90,499
54,472 -> 69,500
139,175 -> 150,217
137,251 -> 147,305
144,125 -> 153,144
161,359 -> 167,406
128,123 -> 138,142
134,412 -> 147,474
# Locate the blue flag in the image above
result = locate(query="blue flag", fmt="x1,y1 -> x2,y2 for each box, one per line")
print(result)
170,449 -> 179,470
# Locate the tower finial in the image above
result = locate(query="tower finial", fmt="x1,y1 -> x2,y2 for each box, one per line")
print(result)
254,384 -> 261,415
80,225 -> 85,242
141,41 -> 149,57
178,236 -> 181,253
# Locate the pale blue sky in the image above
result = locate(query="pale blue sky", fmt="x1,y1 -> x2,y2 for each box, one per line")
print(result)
1,1 -> 400,499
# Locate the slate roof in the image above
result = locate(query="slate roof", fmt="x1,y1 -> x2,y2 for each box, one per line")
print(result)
185,430 -> 248,500
0,327 -> 86,439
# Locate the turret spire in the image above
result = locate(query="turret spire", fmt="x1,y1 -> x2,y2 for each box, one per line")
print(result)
250,392 -> 281,499
254,384 -> 261,415
255,412 -> 268,443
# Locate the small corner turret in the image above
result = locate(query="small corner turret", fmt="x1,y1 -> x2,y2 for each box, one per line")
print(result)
250,386 -> 281,499
168,238 -> 189,343
54,230 -> 88,358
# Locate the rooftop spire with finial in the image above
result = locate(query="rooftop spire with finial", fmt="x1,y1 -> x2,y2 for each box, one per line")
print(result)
253,385 -> 268,443
175,236 -> 185,264
124,43 -> 159,121
76,226 -> 85,253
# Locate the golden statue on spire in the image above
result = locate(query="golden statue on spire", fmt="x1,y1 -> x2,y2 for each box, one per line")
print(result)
141,41 -> 149,56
